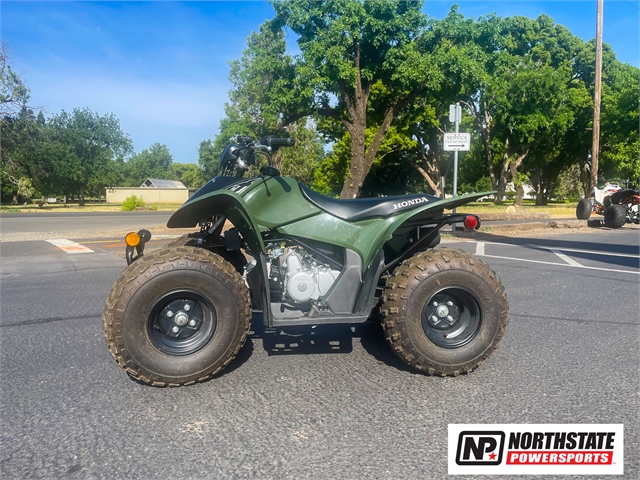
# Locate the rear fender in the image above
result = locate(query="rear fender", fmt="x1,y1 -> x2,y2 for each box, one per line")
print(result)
167,190 -> 265,256
378,191 -> 493,259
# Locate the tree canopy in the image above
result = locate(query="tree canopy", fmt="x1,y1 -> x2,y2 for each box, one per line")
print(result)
2,4 -> 638,207
216,2 -> 639,203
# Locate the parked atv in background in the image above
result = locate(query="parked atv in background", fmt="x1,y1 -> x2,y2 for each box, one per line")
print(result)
103,135 -> 509,386
576,183 -> 640,228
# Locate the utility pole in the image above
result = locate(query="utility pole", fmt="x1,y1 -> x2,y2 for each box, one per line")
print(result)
591,0 -> 604,191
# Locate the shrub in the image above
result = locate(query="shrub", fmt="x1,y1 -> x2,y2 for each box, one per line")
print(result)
122,195 -> 146,211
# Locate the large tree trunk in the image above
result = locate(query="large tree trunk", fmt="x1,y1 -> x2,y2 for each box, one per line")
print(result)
341,123 -> 367,199
578,158 -> 591,197
510,162 -> 524,206
411,135 -> 441,196
495,149 -> 511,205
533,170 -> 548,206
79,187 -> 85,206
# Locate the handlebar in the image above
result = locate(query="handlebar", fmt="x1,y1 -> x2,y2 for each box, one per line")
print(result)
220,135 -> 295,178
261,135 -> 295,148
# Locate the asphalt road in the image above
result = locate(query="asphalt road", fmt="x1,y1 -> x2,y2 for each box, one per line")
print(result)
0,230 -> 638,479
0,211 -> 173,235
0,211 -> 572,235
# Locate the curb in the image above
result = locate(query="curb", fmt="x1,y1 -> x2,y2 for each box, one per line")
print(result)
481,219 -> 586,232
475,213 -> 552,221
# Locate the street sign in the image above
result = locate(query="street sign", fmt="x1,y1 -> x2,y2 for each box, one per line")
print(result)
443,132 -> 470,151
449,104 -> 461,123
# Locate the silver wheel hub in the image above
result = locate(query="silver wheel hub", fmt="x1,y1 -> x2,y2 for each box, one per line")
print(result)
174,312 -> 189,326
436,305 -> 450,318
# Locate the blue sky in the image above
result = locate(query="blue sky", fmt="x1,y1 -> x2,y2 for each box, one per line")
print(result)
2,1 -> 639,165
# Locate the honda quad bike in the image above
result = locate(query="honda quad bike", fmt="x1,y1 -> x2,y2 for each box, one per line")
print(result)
576,184 -> 640,228
103,136 -> 509,386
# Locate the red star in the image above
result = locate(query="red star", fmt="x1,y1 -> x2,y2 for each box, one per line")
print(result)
488,452 -> 497,460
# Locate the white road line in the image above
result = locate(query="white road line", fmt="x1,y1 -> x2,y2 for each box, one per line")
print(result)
46,239 -> 94,254
550,249 -> 583,267
480,253 -> 639,275
475,242 -> 485,256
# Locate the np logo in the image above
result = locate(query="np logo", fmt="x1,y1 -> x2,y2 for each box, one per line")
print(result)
456,431 -> 505,466
393,197 -> 429,210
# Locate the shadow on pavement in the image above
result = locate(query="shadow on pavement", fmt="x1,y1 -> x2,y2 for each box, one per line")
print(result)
461,232 -> 639,256
243,314 -> 415,373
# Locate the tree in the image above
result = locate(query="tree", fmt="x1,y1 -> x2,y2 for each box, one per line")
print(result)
0,44 -> 37,203
1,106 -> 46,204
271,119 -> 324,186
123,143 -> 174,187
198,139 -> 220,180
47,108 -> 132,204
599,62 -> 640,184
0,43 -> 30,117
171,162 -> 206,188
229,0 -> 437,198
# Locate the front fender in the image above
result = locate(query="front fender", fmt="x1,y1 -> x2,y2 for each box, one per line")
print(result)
167,190 -> 265,255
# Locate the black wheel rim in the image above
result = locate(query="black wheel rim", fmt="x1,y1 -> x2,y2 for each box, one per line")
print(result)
421,286 -> 482,349
147,290 -> 216,356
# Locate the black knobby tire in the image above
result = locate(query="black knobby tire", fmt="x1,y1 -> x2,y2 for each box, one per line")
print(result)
603,204 -> 626,228
381,248 -> 509,376
576,198 -> 592,220
165,233 -> 199,248
103,247 -> 251,386
165,233 -> 246,273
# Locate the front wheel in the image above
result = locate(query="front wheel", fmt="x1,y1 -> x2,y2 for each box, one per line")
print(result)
381,248 -> 508,376
603,204 -> 626,228
103,247 -> 251,386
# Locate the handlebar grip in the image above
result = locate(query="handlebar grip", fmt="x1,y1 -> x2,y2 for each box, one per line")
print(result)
262,136 -> 295,148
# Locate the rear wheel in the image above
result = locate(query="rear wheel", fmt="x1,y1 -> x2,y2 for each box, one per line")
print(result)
603,204 -> 626,228
103,247 -> 251,386
576,198 -> 592,220
381,248 -> 508,376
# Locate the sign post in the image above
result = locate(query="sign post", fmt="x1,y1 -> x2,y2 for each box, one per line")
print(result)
448,103 -> 462,207
445,103 -> 467,230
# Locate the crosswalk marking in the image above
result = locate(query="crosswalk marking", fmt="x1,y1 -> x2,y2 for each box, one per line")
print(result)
46,239 -> 94,254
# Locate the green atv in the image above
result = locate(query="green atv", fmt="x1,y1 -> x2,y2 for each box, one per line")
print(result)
103,136 -> 508,386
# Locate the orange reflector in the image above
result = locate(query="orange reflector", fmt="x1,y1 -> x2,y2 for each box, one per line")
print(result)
463,215 -> 478,230
125,232 -> 140,247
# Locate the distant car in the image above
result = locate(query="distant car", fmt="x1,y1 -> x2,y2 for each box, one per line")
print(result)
576,184 -> 640,228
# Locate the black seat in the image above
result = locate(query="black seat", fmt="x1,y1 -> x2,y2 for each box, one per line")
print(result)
299,184 -> 440,222
610,189 -> 639,204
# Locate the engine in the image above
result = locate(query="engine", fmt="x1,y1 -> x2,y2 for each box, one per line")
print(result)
269,247 -> 342,305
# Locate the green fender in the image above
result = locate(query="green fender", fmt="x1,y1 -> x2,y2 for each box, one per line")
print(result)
167,189 -> 266,256
278,191 -> 494,269
377,191 -> 492,251
168,179 -> 492,269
